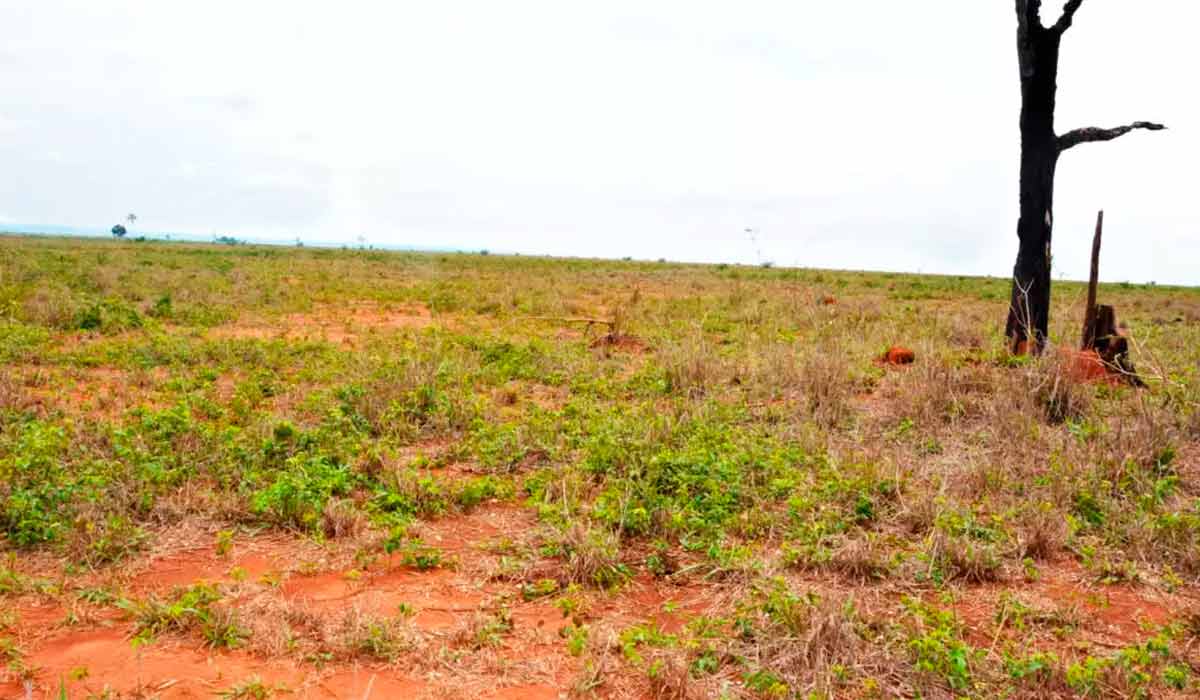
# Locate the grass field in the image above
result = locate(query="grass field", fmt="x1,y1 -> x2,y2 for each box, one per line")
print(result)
2,233 -> 1199,699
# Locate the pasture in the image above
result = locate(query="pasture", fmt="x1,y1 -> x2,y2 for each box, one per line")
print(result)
2,234 -> 1199,698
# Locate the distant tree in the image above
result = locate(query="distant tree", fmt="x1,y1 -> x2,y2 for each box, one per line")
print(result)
1005,1 -> 1165,353
126,213 -> 137,227
111,224 -> 127,239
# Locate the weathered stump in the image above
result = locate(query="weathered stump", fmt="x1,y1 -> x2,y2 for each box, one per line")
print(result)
1078,212 -> 1143,387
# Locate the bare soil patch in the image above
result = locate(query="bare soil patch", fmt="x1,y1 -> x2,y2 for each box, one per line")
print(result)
950,559 -> 1187,651
1,503 -> 723,699
211,302 -> 436,345
8,365 -> 168,419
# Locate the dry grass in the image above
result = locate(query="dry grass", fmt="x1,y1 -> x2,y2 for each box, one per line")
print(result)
3,236 -> 1199,699
657,328 -> 725,399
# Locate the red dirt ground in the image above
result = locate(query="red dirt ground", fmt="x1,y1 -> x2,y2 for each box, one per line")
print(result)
949,558 -> 1186,651
211,303 -> 435,345
9,365 -> 169,420
0,503 -> 714,699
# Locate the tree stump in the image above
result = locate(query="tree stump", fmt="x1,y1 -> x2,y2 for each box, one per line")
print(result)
1082,305 -> 1144,387
1078,212 -> 1143,387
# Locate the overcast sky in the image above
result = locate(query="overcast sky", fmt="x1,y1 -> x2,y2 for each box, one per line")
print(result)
1,1 -> 1194,283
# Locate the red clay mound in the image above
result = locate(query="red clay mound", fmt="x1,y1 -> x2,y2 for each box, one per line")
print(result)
1060,347 -> 1117,384
881,346 -> 915,365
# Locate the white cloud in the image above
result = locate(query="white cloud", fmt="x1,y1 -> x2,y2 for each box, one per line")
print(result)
0,0 -> 1193,283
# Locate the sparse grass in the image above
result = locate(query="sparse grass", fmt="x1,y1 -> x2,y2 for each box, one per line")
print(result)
335,608 -> 414,661
218,676 -> 282,700
122,583 -> 247,648
2,234 -> 1199,697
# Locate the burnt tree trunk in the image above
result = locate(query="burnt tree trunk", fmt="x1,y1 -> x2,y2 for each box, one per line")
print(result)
1005,5 -> 1062,352
1005,0 -> 1164,354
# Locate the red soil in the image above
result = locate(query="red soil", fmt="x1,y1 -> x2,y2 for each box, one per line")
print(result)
487,685 -> 559,700
1,503 -> 716,699
11,365 -> 168,420
212,302 -> 434,345
950,559 -> 1180,651
1059,347 -> 1121,385
5,628 -> 316,700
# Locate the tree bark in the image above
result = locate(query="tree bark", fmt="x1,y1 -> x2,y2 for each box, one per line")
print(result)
1004,0 -> 1162,354
1006,2 -> 1064,353
1059,122 -> 1165,151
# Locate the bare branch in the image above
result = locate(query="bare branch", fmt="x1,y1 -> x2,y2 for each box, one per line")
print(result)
1051,0 -> 1085,33
1057,122 -> 1166,152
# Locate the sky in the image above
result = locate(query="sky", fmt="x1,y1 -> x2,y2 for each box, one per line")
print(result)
1,1 -> 1194,284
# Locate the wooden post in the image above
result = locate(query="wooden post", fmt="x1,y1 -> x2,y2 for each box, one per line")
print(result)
1071,210 -> 1144,387
1081,210 -> 1103,349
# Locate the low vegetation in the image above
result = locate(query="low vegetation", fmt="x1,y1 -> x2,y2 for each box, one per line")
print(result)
1,233 -> 1198,698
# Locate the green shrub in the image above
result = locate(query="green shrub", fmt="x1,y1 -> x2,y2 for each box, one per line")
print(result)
0,421 -> 73,546
251,455 -> 354,531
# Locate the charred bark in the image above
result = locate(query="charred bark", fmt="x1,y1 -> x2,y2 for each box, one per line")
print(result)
1006,1 -> 1064,352
1059,122 -> 1166,152
1005,0 -> 1163,353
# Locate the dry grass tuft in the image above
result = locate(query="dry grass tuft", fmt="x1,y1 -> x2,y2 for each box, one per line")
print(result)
1015,504 -> 1067,562
0,371 -> 23,414
658,329 -> 723,398
321,497 -> 368,539
924,531 -> 1003,584
556,523 -> 627,589
643,649 -> 698,700
828,535 -> 892,582
889,355 -> 991,427
1026,349 -> 1093,425
731,586 -> 877,697
795,346 -> 855,428
332,605 -> 418,661
19,284 -> 79,329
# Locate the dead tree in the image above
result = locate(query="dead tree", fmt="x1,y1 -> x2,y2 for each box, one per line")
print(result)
1005,0 -> 1165,353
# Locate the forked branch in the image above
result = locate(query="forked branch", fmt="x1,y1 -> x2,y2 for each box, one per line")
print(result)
1051,0 -> 1085,33
1016,0 -> 1044,31
1058,122 -> 1166,152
